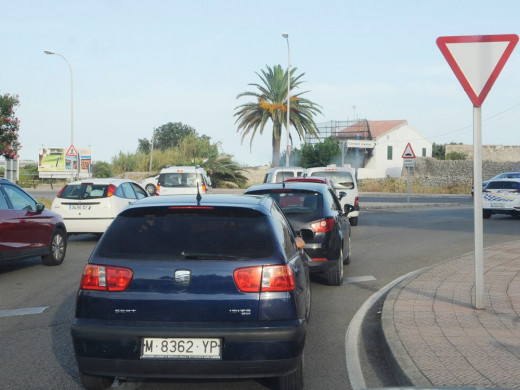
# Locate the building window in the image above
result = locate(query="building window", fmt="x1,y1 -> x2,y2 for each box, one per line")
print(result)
387,146 -> 393,160
422,148 -> 426,157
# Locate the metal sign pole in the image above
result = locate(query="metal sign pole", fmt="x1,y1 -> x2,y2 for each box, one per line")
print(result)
473,106 -> 484,309
406,167 -> 411,203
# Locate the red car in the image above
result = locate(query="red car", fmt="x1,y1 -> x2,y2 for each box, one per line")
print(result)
0,178 -> 67,265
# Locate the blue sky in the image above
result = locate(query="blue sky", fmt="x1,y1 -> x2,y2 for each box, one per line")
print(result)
2,0 -> 520,166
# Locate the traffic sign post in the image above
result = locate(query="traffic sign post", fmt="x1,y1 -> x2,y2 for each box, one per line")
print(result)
437,34 -> 518,309
402,143 -> 416,204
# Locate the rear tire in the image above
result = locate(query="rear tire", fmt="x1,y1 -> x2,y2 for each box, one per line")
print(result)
349,217 -> 358,226
78,372 -> 115,390
276,357 -> 303,390
483,209 -> 492,219
41,229 -> 67,266
326,248 -> 344,286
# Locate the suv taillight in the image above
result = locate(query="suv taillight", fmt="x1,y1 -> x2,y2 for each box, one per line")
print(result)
80,264 -> 133,291
107,184 -> 117,197
156,183 -> 161,195
234,265 -> 295,292
310,217 -> 335,233
354,196 -> 359,207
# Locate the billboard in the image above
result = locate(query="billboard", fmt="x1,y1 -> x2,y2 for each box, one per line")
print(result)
38,146 -> 92,179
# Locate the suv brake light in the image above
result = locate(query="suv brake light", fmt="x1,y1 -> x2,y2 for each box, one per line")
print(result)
354,196 -> 359,207
234,265 -> 295,292
80,264 -> 133,291
310,217 -> 335,233
107,184 -> 117,197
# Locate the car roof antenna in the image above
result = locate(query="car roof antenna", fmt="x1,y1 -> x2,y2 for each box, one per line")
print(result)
196,183 -> 202,205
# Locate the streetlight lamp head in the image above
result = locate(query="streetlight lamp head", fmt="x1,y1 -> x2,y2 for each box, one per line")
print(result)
44,50 -> 55,55
282,33 -> 289,39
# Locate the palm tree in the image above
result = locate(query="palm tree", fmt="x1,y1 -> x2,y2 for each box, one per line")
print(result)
235,65 -> 322,167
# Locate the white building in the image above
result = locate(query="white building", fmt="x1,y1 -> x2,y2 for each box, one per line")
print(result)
335,120 -> 433,179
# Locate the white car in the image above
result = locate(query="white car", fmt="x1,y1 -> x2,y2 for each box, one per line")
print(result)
304,164 -> 360,226
482,178 -> 520,219
51,178 -> 148,235
263,166 -> 304,183
141,174 -> 159,195
156,166 -> 211,195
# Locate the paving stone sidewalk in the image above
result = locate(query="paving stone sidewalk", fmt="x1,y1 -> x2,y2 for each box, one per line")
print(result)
382,240 -> 520,388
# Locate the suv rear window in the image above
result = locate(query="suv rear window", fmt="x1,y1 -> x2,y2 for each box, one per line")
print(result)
309,171 -> 355,189
486,181 -> 520,190
59,184 -> 108,199
248,190 -> 322,215
98,206 -> 275,259
158,173 -> 203,188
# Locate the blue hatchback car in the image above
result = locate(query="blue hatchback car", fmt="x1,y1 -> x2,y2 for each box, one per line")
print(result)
71,194 -> 311,390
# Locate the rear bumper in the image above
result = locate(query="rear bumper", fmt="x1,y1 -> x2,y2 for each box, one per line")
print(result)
71,319 -> 306,379
64,218 -> 113,234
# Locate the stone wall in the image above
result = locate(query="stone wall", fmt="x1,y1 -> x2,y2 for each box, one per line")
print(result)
403,157 -> 520,186
446,144 -> 520,162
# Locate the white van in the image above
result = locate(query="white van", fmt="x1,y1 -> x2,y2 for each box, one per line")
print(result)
156,166 -> 212,195
263,166 -> 304,183
304,164 -> 360,226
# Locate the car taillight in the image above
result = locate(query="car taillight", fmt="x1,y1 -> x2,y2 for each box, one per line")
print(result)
56,185 -> 67,198
107,184 -> 117,197
310,217 -> 335,233
156,183 -> 161,195
80,264 -> 133,291
202,184 -> 207,193
234,265 -> 295,292
354,196 -> 359,207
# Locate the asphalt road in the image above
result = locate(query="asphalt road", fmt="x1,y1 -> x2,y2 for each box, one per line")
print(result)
2,199 -> 520,389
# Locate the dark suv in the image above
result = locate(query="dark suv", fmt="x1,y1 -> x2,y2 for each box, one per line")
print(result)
71,194 -> 310,389
245,181 -> 352,286
0,178 -> 67,265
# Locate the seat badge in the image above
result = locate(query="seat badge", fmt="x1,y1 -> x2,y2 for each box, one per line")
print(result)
174,270 -> 191,286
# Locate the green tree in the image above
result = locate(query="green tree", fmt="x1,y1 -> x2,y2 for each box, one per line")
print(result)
432,143 -> 445,160
0,92 -> 21,159
92,161 -> 113,178
299,137 -> 341,168
235,65 -> 322,167
137,122 -> 197,153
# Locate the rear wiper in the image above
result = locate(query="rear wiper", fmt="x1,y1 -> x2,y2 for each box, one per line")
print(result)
180,251 -> 245,260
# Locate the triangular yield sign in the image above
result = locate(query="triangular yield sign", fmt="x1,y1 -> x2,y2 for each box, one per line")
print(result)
402,143 -> 415,159
437,34 -> 518,107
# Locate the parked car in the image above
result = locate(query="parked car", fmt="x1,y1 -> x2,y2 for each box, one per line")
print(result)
140,174 -> 159,195
245,181 -> 353,286
264,166 -> 304,183
482,178 -> 520,219
304,165 -> 360,226
156,165 -> 212,195
51,178 -> 148,235
472,172 -> 520,196
71,194 -> 310,389
0,178 -> 67,265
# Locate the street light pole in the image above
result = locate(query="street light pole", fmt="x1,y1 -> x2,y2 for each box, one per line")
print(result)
44,50 -> 75,179
282,33 -> 291,167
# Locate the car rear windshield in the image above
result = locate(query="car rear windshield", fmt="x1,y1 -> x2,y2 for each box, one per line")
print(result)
248,190 -> 322,215
486,181 -> 520,190
309,171 -> 355,189
97,206 -> 275,260
158,172 -> 203,188
59,183 -> 108,199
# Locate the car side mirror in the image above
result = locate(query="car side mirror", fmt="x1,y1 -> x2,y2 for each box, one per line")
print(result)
36,203 -> 45,214
338,191 -> 347,200
344,204 -> 355,214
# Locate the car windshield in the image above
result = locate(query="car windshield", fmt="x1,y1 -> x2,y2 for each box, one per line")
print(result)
59,184 -> 108,199
309,171 -> 355,189
97,206 -> 275,259
486,181 -> 520,190
158,173 -> 202,188
249,190 -> 323,215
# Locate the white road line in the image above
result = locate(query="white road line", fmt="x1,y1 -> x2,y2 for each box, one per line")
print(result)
0,306 -> 49,318
345,269 -> 424,390
344,275 -> 376,284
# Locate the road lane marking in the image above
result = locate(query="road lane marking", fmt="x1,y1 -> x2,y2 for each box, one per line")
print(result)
344,275 -> 376,284
0,307 -> 49,318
